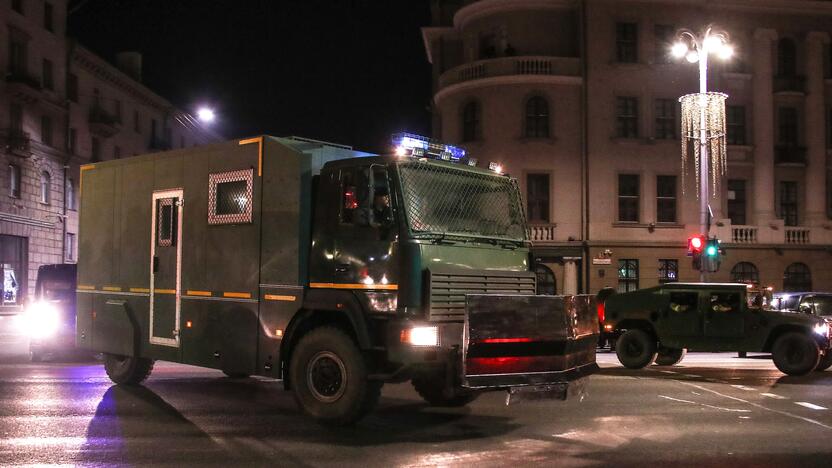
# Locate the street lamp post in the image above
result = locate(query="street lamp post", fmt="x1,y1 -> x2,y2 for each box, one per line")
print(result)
672,27 -> 733,281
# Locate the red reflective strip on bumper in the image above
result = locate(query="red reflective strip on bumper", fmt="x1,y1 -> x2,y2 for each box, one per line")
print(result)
478,337 -> 534,344
467,356 -> 562,375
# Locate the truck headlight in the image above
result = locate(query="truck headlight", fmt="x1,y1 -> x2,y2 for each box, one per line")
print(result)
364,292 -> 397,313
21,302 -> 61,339
400,326 -> 439,347
814,322 -> 830,337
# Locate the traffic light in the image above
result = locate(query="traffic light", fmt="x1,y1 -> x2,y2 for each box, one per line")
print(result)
703,237 -> 722,273
687,235 -> 706,270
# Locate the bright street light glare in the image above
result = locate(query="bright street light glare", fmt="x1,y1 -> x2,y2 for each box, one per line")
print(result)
703,35 -> 724,51
671,42 -> 689,58
685,50 -> 699,63
718,45 -> 734,60
197,107 -> 215,123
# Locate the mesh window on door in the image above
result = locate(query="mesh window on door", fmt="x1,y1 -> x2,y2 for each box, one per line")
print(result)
157,199 -> 177,247
208,169 -> 254,225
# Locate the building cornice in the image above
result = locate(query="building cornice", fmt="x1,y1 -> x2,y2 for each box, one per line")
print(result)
421,27 -> 455,64
598,0 -> 832,16
454,0 -> 578,29
434,74 -> 582,105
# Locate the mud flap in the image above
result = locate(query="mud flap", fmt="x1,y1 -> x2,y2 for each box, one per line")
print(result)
463,294 -> 599,400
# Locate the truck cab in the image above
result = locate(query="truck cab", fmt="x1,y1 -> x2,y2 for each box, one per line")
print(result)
23,264 -> 77,361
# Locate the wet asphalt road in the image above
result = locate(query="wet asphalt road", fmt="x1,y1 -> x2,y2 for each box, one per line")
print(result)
2,316 -> 832,467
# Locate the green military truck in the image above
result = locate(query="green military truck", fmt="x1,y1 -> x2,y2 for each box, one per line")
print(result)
603,283 -> 832,376
76,134 -> 599,424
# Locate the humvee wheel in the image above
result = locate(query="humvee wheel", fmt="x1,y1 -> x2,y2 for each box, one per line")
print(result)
772,332 -> 820,376
103,353 -> 155,385
654,347 -> 687,366
616,329 -> 657,369
815,353 -> 832,372
412,373 -> 479,407
289,327 -> 381,426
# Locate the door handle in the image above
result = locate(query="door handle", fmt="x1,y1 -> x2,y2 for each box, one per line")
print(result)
153,256 -> 160,273
335,263 -> 351,274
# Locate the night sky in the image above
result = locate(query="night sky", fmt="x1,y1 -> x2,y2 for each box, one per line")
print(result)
68,0 -> 433,153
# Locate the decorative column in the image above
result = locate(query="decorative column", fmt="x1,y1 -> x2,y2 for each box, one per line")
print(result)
804,31 -> 830,226
563,258 -> 579,295
751,29 -> 777,225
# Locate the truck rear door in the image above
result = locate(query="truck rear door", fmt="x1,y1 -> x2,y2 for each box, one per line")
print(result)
150,189 -> 183,347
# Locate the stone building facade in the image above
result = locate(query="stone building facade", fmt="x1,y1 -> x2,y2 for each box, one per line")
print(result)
423,0 -> 832,294
0,0 -> 218,311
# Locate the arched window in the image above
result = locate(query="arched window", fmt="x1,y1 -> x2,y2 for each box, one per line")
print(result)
730,262 -> 759,284
40,171 -> 51,205
462,101 -> 480,142
783,263 -> 812,291
777,38 -> 797,76
534,264 -> 556,295
525,96 -> 549,138
66,178 -> 75,210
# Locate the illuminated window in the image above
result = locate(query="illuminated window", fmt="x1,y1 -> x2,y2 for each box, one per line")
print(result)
618,259 -> 639,292
208,169 -> 253,225
658,259 -> 678,283
783,263 -> 811,292
40,171 -> 51,204
730,262 -> 758,284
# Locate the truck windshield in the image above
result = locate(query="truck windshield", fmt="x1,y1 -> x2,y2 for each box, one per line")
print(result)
42,279 -> 74,301
396,161 -> 526,241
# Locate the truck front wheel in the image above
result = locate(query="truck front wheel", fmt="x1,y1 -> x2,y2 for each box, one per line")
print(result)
412,373 -> 479,407
654,347 -> 687,366
772,332 -> 820,376
103,353 -> 154,385
616,329 -> 657,369
289,327 -> 381,426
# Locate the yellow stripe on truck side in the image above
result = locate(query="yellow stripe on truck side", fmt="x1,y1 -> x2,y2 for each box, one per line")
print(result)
265,294 -> 296,302
309,283 -> 398,291
223,292 -> 251,299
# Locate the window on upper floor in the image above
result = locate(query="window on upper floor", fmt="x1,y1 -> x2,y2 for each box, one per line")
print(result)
727,105 -> 747,145
42,59 -> 53,90
114,100 -> 122,123
525,96 -> 549,138
616,97 -> 639,138
616,22 -> 638,63
12,0 -> 23,14
727,179 -> 747,225
526,173 -> 550,223
67,74 -> 78,102
777,38 -> 797,76
8,165 -> 21,199
777,107 -> 799,146
479,32 -> 497,59
66,178 -> 75,211
44,3 -> 54,32
91,137 -> 101,162
40,171 -> 51,205
779,181 -> 798,226
65,233 -> 75,262
114,145 -> 121,159
41,115 -> 52,147
618,174 -> 640,222
653,24 -> 675,64
9,39 -> 27,75
826,107 -> 832,148
67,127 -> 77,154
656,175 -> 677,223
654,98 -> 676,139
133,109 -> 140,133
462,101 -> 480,142
9,103 -> 23,132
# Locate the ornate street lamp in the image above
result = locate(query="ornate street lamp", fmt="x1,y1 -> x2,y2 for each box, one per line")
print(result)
672,26 -> 733,280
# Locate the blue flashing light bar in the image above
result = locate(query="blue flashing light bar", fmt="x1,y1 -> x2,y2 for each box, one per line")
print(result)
392,133 -> 466,162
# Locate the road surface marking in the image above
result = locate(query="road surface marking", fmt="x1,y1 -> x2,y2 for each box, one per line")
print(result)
730,385 -> 756,391
761,393 -> 787,400
658,395 -> 751,412
796,402 -> 827,410
680,374 -> 700,378
676,381 -> 832,430
659,370 -> 677,374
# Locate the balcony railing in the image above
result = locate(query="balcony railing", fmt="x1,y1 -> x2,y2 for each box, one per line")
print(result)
527,223 -> 557,242
773,75 -> 806,93
785,227 -> 810,244
775,145 -> 807,164
88,106 -> 121,137
731,225 -> 758,244
0,128 -> 32,156
439,56 -> 581,89
5,70 -> 42,90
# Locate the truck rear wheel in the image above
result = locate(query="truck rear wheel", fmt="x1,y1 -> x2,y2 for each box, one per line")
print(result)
616,329 -> 657,369
772,332 -> 820,376
654,347 -> 686,366
815,353 -> 832,372
103,353 -> 155,385
412,374 -> 479,407
289,327 -> 381,426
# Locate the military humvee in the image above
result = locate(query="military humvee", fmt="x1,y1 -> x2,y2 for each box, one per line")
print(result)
603,283 -> 832,376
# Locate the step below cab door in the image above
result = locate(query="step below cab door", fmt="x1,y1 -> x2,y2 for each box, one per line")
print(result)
150,189 -> 183,347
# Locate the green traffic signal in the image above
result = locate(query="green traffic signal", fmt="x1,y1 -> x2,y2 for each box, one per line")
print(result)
706,245 -> 718,256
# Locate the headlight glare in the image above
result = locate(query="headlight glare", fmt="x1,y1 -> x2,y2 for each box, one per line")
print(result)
365,292 -> 397,313
400,326 -> 440,347
813,322 -> 829,337
21,302 -> 61,339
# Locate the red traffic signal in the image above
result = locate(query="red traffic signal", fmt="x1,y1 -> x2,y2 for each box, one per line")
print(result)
688,235 -> 706,254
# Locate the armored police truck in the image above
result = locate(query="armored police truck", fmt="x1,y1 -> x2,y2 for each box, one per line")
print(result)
77,134 -> 599,424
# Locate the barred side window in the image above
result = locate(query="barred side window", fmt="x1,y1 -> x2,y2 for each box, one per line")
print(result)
157,198 -> 177,247
208,169 -> 254,225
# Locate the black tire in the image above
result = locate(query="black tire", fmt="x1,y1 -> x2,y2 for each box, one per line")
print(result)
738,351 -> 747,358
412,374 -> 479,407
815,353 -> 832,372
222,371 -> 250,379
289,327 -> 381,426
655,347 -> 687,366
772,332 -> 820,376
616,329 -> 657,369
103,353 -> 155,385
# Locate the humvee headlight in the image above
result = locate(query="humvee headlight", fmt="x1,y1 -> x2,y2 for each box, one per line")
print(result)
21,302 -> 61,339
813,322 -> 830,337
365,292 -> 397,313
400,326 -> 439,347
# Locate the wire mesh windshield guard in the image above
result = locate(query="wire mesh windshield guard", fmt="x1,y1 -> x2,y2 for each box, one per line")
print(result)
397,160 -> 527,241
679,92 -> 728,197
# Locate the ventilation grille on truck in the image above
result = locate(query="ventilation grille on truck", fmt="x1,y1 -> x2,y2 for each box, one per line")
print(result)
427,269 -> 536,322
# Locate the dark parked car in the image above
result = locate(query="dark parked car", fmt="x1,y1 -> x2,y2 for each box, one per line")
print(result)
604,283 -> 832,376
22,264 -> 77,361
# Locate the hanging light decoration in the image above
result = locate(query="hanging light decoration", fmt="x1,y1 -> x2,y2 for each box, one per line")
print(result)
679,92 -> 728,197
